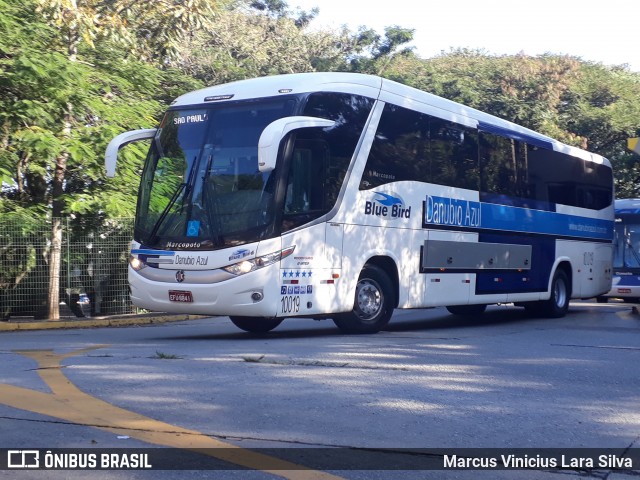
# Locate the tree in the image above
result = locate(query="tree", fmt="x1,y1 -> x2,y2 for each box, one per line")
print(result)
556,62 -> 640,196
347,26 -> 415,75
1,0 -> 219,319
176,5 -> 350,84
0,0 -> 162,318
29,0 -> 225,319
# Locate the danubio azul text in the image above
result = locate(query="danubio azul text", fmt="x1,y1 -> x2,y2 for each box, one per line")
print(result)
424,195 -> 481,228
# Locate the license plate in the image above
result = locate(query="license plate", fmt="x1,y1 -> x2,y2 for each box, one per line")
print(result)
169,290 -> 193,303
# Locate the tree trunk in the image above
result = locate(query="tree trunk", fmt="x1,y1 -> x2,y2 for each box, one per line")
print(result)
46,23 -> 78,320
46,217 -> 63,320
46,101 -> 72,320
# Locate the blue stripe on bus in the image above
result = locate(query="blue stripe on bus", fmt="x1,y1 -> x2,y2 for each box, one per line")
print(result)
478,121 -> 554,150
479,203 -> 613,241
422,195 -> 613,241
131,249 -> 176,256
617,209 -> 640,215
614,275 -> 640,286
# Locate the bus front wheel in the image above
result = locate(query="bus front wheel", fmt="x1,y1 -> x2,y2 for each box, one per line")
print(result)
229,316 -> 283,333
333,265 -> 394,334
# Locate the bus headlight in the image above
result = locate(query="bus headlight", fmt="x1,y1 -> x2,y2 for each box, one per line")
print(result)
130,255 -> 146,271
223,246 -> 295,276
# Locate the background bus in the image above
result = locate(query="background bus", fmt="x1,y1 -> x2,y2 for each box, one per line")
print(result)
599,198 -> 640,303
105,72 -> 615,334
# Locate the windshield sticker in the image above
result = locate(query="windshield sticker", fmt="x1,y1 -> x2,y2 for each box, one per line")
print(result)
173,113 -> 208,125
280,286 -> 313,295
364,192 -> 411,220
186,220 -> 200,237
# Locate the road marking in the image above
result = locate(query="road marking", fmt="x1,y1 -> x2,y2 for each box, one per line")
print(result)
0,346 -> 343,479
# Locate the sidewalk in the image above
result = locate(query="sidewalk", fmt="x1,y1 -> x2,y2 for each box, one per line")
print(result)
0,312 -> 206,332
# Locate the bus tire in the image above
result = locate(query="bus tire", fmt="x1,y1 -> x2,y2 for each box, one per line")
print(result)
446,304 -> 487,316
333,265 -> 394,334
539,269 -> 571,318
229,316 -> 283,333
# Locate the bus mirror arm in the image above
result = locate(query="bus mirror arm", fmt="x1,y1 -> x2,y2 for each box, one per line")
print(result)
105,128 -> 156,177
257,116 -> 335,172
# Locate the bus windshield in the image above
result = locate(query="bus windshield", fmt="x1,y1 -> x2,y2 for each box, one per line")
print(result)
135,92 -> 375,250
135,97 -> 298,249
613,219 -> 640,268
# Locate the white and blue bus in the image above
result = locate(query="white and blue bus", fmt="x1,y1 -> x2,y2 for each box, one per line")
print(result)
105,73 -> 615,333
599,198 -> 640,302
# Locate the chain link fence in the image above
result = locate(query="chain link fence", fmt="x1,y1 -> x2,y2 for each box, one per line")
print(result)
0,216 -> 136,320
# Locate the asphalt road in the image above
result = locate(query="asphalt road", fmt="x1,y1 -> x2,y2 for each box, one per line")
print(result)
1,301 -> 639,479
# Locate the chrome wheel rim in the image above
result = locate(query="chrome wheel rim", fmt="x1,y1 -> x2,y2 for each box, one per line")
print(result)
354,279 -> 383,321
555,277 -> 567,308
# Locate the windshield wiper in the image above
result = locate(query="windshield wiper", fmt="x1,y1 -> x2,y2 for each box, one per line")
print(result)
146,182 -> 187,245
200,152 -> 224,245
145,156 -> 199,245
626,238 -> 640,267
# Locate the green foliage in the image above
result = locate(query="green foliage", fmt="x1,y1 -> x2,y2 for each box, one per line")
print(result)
0,0 -> 210,224
34,0 -> 227,61
176,8 -> 332,84
2,0 -> 640,221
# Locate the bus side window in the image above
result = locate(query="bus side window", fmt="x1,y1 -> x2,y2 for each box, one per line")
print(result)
364,103 -> 479,191
361,103 -> 429,190
480,132 -> 528,201
281,137 -> 331,232
430,118 -> 479,190
284,148 -> 312,214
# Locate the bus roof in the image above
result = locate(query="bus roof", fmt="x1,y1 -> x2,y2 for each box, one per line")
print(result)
615,198 -> 640,214
171,72 -> 609,168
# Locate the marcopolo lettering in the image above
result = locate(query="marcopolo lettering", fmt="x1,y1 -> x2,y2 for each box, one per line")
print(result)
364,192 -> 411,220
424,195 -> 481,228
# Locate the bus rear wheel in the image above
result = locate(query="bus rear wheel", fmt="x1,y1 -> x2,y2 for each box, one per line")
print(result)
333,265 -> 394,334
538,269 -> 571,318
229,316 -> 283,333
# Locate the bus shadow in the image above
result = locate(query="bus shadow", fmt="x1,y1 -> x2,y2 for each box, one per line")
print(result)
386,306 -> 541,332
157,305 -> 594,341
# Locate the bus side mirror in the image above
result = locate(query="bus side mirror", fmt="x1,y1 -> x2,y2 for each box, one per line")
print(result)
258,116 -> 335,172
105,128 -> 156,177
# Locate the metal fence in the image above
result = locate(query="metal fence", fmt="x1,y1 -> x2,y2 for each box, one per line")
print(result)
0,216 -> 136,320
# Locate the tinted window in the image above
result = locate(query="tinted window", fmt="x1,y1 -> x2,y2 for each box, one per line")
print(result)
431,118 -> 479,190
281,92 -> 374,232
361,103 -> 612,211
480,132 -> 532,200
361,103 -> 478,190
361,104 -> 429,189
527,146 -> 612,210
479,131 -> 612,210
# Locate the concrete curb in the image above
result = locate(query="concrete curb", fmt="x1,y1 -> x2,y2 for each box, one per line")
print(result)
0,314 -> 207,332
